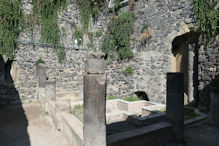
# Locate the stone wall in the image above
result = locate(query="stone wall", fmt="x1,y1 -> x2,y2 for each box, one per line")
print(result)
198,37 -> 219,109
5,0 -> 196,104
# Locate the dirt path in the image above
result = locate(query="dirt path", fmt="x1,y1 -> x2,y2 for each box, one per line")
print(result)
0,102 -> 69,146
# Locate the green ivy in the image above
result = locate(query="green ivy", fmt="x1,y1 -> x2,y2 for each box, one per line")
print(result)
32,0 -> 67,45
0,0 -> 24,59
102,12 -> 134,60
72,27 -> 83,46
32,0 -> 68,63
123,66 -> 134,76
35,58 -> 45,66
77,0 -> 106,31
77,0 -> 90,32
193,0 -> 218,45
57,48 -> 66,63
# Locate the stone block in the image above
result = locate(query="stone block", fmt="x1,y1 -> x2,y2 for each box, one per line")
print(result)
166,73 -> 184,143
209,88 -> 219,127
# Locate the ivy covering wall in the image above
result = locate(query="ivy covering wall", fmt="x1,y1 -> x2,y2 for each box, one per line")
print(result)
0,0 -> 23,59
102,11 -> 134,60
193,0 -> 218,45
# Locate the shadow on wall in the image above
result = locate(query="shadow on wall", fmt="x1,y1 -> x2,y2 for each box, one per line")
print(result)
199,74 -> 219,111
0,56 -> 30,145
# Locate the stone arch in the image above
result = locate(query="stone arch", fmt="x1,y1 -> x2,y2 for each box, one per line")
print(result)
171,31 -> 199,104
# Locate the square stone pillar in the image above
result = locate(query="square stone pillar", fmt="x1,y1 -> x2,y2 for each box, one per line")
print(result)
36,63 -> 47,88
209,88 -> 219,127
44,81 -> 56,111
83,52 -> 106,146
166,73 -> 184,143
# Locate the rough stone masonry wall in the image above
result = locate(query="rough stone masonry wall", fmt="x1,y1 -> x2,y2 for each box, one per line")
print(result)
198,37 -> 219,109
12,0 -> 194,103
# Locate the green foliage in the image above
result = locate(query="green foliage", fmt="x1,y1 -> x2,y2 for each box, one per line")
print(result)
123,66 -> 134,76
184,108 -> 199,119
61,27 -> 67,40
141,23 -> 151,33
193,0 -> 218,45
123,96 -> 140,102
42,110 -> 48,116
95,30 -> 103,37
32,0 -> 67,45
35,58 -> 45,66
57,48 -> 66,63
77,0 -> 90,32
102,12 -> 134,60
87,32 -> 94,49
77,0 -> 106,31
107,96 -> 117,100
32,0 -> 67,63
72,27 -> 83,46
72,104 -> 83,121
0,0 -> 24,59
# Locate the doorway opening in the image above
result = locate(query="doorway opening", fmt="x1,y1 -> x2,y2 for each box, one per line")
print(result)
171,32 -> 199,104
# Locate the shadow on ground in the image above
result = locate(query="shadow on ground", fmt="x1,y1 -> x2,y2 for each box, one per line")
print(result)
0,56 -> 30,146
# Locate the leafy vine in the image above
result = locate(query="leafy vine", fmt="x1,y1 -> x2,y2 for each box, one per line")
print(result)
0,0 -> 24,59
193,0 -> 218,45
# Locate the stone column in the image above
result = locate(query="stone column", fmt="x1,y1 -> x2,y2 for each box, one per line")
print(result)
36,63 -> 48,106
209,88 -> 219,127
188,44 -> 195,103
44,81 -> 56,111
166,73 -> 184,143
36,63 -> 47,88
83,52 -> 106,146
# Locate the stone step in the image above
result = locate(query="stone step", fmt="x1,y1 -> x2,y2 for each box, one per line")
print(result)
56,91 -> 81,103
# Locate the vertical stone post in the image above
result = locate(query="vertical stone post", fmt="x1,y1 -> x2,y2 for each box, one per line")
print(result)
36,64 -> 47,88
209,88 -> 219,127
166,73 -> 184,143
188,44 -> 195,103
44,81 -> 56,111
36,63 -> 47,105
83,52 -> 106,146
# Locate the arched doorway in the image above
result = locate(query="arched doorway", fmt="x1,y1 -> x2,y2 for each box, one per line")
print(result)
171,32 -> 199,104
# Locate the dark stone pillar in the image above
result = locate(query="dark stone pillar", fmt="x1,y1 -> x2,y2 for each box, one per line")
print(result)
209,88 -> 219,127
83,52 -> 106,146
166,73 -> 184,143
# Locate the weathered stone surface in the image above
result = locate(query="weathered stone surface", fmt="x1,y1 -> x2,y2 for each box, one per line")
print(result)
209,88 -> 219,127
44,81 -> 56,111
5,0 -> 216,105
166,73 -> 184,143
83,74 -> 106,146
188,44 -> 195,103
86,52 -> 105,74
36,64 -> 47,88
